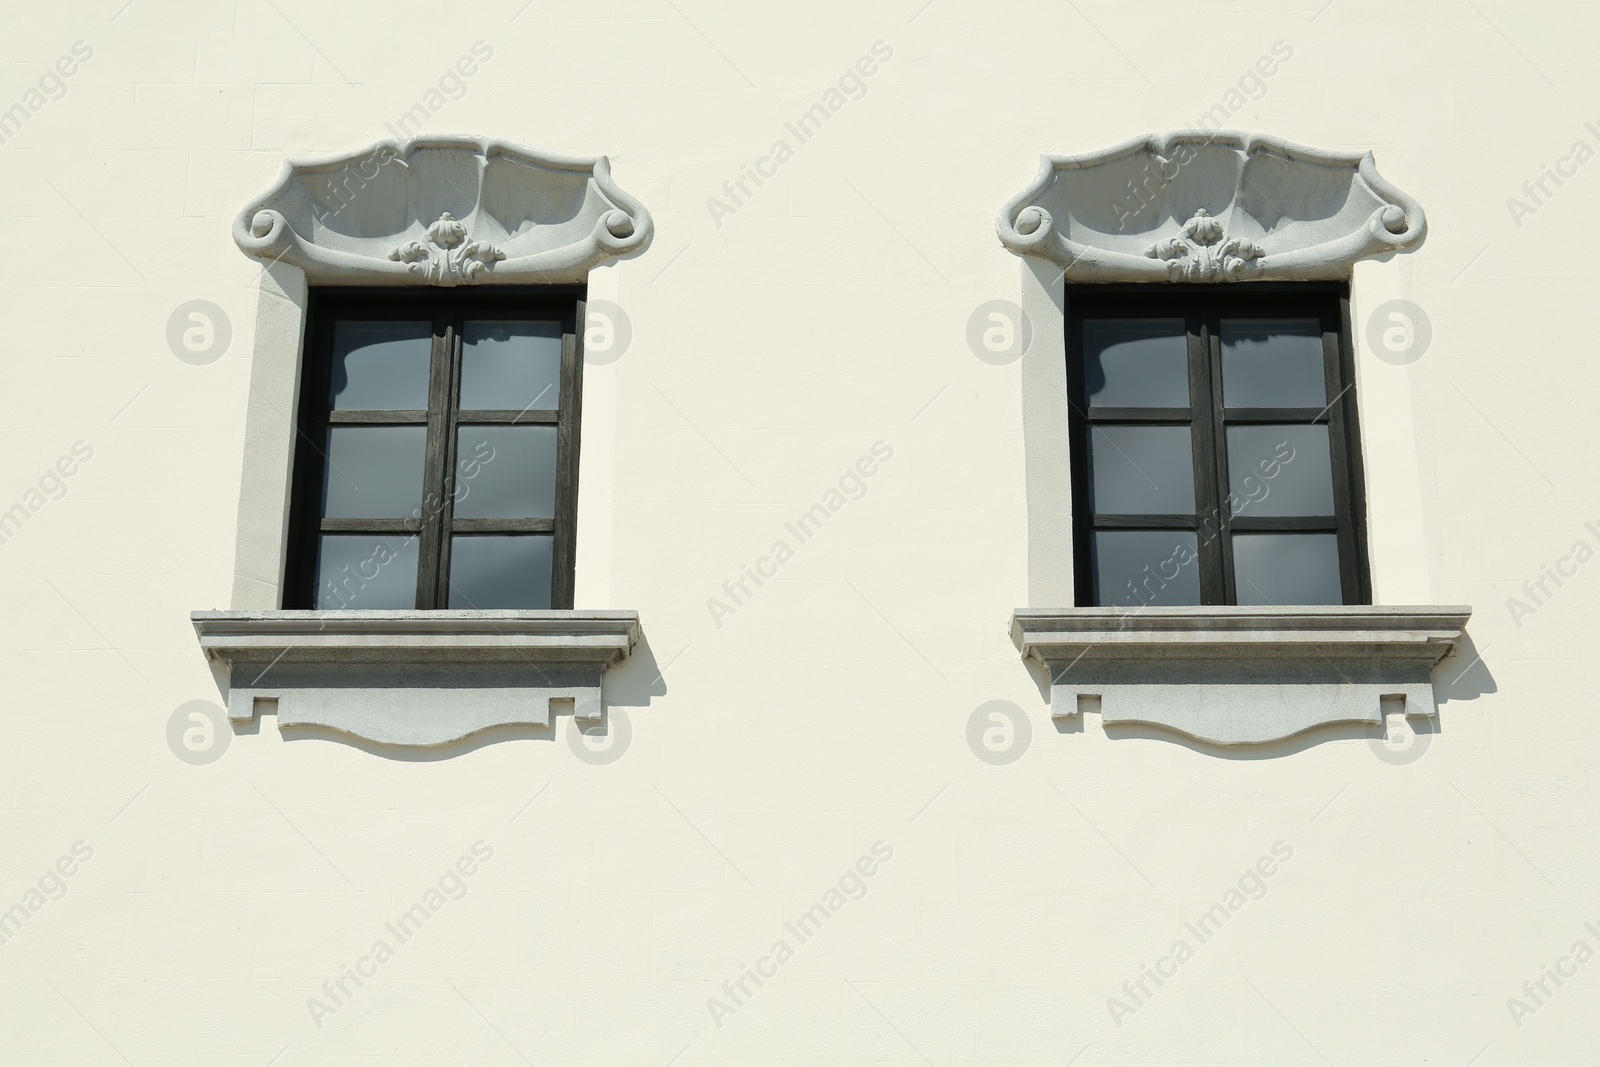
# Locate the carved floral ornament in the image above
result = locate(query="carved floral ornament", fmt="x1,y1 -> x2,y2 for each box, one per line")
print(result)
233,136 -> 652,285
997,131 -> 1426,282
388,211 -> 505,286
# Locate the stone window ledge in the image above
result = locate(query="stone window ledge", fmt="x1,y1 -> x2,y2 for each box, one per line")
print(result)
1011,606 -> 1471,746
192,610 -> 641,747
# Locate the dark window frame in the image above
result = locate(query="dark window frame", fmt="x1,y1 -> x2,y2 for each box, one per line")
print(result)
1065,282 -> 1370,607
284,285 -> 586,610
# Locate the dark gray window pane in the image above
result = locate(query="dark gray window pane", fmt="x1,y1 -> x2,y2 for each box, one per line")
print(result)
460,321 -> 563,411
330,322 -> 432,410
1221,319 -> 1326,408
449,535 -> 553,609
1089,425 -> 1195,515
1226,425 -> 1334,517
323,426 -> 426,518
1092,530 -> 1201,607
1233,533 -> 1343,605
452,426 -> 557,519
314,534 -> 419,609
1083,319 -> 1189,408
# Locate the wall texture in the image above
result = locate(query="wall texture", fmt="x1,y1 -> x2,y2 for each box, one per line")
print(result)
0,1 -> 1593,1063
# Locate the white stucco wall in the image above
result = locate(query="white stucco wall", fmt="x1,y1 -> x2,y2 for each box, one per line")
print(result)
0,1 -> 1593,1063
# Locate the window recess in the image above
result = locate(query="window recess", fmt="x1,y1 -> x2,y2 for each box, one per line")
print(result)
284,288 -> 584,612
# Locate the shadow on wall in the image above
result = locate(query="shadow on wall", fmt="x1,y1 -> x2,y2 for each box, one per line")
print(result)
1435,629 -> 1495,704
229,631 -> 669,761
602,629 -> 668,708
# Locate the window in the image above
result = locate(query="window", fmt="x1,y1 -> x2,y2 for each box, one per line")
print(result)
284,288 -> 584,611
1067,285 -> 1368,608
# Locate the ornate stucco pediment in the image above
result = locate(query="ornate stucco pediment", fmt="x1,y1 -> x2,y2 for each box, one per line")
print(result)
233,136 -> 652,284
997,131 -> 1425,282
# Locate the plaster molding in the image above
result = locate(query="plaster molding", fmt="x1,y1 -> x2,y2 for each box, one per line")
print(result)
997,131 -> 1425,282
1012,605 -> 1470,746
387,211 -> 506,284
233,136 -> 652,284
193,610 -> 641,747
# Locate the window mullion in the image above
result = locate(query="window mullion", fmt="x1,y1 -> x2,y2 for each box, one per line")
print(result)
415,309 -> 456,609
438,312 -> 467,608
1189,305 -> 1229,605
1206,305 -> 1238,605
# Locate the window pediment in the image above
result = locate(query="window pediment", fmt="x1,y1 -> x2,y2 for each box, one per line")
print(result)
233,136 -> 652,285
997,131 -> 1425,282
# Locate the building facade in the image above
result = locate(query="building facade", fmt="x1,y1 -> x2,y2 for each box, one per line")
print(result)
1,1 -> 1592,1063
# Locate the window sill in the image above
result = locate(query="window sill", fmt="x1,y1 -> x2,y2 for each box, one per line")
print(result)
192,610 -> 641,747
1011,605 -> 1471,746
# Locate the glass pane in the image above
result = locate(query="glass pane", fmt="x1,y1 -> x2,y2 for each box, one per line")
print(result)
448,534 -> 553,609
1083,319 -> 1189,408
1226,425 -> 1335,517
1221,319 -> 1326,408
452,426 -> 558,519
323,426 -> 426,518
1092,530 -> 1201,607
330,322 -> 432,410
314,534 -> 419,609
1089,425 -> 1195,515
1233,532 -> 1343,605
460,321 -> 563,411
